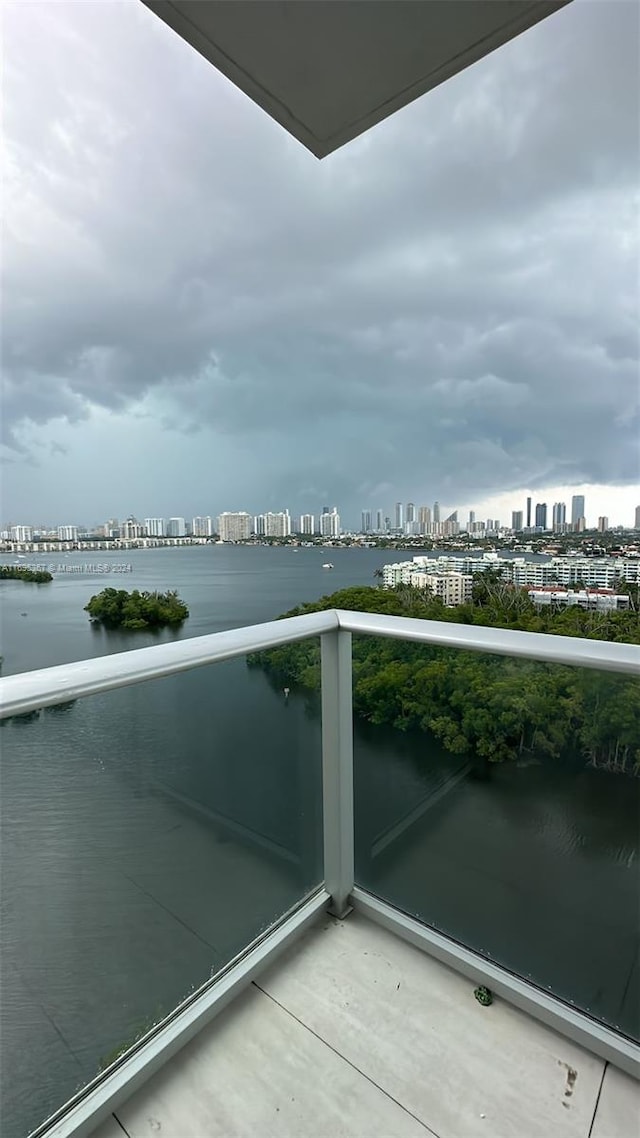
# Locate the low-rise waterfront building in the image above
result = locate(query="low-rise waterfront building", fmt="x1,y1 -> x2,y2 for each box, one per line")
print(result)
411,571 -> 473,605
527,587 -> 630,612
382,553 -> 640,590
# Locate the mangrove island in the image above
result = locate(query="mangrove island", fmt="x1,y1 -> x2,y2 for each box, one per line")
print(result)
84,587 -> 189,630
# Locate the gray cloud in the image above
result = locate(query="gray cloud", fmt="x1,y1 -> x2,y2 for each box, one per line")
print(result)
2,0 -> 639,522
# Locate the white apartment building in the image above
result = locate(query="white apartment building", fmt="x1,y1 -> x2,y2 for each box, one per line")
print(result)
192,516 -> 214,538
166,517 -> 187,538
145,518 -> 166,537
255,511 -> 291,538
10,525 -> 33,542
382,562 -> 416,587
120,519 -> 145,540
218,512 -> 253,542
411,571 -> 473,605
382,561 -> 473,604
528,589 -> 630,613
298,514 -> 315,535
320,508 -> 340,539
513,558 -> 639,588
383,554 -> 640,591
57,525 -> 78,541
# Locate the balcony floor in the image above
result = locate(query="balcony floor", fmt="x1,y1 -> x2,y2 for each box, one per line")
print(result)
90,912 -> 639,1138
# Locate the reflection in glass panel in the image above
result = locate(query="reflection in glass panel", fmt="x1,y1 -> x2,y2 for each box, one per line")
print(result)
352,638 -> 640,1042
1,650 -> 322,1137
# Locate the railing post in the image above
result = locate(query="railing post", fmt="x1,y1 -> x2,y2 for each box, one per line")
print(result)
321,629 -> 354,918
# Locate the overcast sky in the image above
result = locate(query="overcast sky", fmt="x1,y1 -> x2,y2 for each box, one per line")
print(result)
2,0 -> 639,528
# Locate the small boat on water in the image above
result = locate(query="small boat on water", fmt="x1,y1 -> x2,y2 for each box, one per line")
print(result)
322,563 -> 334,569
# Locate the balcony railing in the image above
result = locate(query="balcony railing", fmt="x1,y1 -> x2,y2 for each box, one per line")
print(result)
1,609 -> 638,1137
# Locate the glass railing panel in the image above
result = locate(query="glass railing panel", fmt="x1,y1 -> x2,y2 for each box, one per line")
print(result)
0,648 -> 322,1138
352,637 -> 640,1041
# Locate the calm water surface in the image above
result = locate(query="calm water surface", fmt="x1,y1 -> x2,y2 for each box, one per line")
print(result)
1,546 -> 638,1137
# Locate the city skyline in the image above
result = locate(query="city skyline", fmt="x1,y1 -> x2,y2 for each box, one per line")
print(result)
2,3 -> 638,531
4,483 -> 640,535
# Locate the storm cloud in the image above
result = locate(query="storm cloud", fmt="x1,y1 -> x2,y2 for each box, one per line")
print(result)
2,0 -> 638,524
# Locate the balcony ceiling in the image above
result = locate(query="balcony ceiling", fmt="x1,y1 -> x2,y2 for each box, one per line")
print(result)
142,0 -> 570,158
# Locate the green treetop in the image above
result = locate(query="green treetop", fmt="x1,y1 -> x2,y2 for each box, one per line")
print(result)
84,588 -> 189,630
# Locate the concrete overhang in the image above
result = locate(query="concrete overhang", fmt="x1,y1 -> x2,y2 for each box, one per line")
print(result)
142,0 -> 570,158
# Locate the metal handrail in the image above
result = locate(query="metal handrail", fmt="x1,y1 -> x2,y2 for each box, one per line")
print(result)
1,607 -> 637,719
335,609 -> 640,673
0,609 -> 338,719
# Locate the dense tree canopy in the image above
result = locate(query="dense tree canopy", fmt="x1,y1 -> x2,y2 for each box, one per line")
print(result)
248,585 -> 639,774
84,588 -> 189,630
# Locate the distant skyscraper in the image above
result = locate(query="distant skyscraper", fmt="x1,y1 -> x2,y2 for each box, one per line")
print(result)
526,497 -> 532,528
376,509 -> 384,533
57,525 -> 78,541
9,524 -> 33,542
418,505 -> 431,534
218,512 -> 252,541
255,511 -> 291,538
166,517 -> 186,538
534,503 -> 547,530
433,501 -> 440,524
468,510 -> 475,527
320,507 -> 340,538
121,518 -> 145,540
597,516 -> 609,533
571,495 -> 585,528
361,510 -> 372,533
192,516 -> 213,537
511,511 -> 523,531
552,502 -> 566,530
406,503 -> 415,524
395,502 -> 403,531
272,511 -> 291,537
145,517 -> 166,537
299,513 -> 315,535
635,505 -> 640,529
